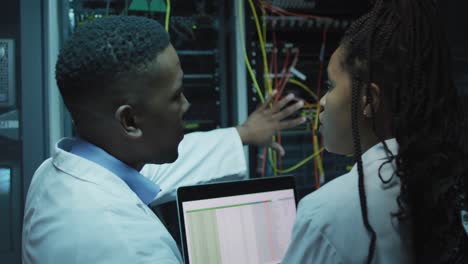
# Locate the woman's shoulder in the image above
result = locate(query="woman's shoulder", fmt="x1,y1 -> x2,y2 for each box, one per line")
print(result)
297,171 -> 360,223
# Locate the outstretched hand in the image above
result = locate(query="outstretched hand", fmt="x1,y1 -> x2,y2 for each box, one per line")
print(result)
236,90 -> 306,156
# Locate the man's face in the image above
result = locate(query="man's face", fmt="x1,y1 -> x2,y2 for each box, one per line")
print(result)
134,44 -> 189,164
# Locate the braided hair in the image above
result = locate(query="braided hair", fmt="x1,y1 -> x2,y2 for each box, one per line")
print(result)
341,0 -> 467,263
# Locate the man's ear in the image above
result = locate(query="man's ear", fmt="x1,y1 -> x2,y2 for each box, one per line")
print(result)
114,105 -> 143,138
362,83 -> 381,118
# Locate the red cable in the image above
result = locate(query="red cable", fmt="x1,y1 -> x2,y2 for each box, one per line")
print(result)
273,26 -> 278,92
269,51 -> 274,78
277,48 -> 300,100
262,146 -> 267,177
317,29 -> 327,101
278,130 -> 282,173
318,29 -> 328,162
275,48 -> 290,101
260,2 -> 329,20
312,122 -> 320,189
268,19 -> 274,87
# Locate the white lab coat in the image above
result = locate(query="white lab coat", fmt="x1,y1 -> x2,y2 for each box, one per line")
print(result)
282,139 -> 413,264
22,128 -> 247,264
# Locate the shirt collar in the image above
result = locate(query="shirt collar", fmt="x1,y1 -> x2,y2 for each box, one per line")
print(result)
351,138 -> 398,170
361,138 -> 398,164
67,138 -> 160,204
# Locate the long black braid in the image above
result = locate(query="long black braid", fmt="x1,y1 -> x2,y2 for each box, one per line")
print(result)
347,1 -> 383,263
352,78 -> 377,264
342,0 -> 467,263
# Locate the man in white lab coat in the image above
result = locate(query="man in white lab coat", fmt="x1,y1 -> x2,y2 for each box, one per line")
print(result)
22,16 -> 305,263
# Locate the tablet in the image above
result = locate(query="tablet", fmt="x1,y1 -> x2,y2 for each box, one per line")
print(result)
177,176 -> 297,264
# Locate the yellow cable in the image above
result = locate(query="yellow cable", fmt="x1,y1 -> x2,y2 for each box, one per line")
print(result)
314,100 -> 321,130
268,134 -> 278,176
239,0 -> 265,102
288,79 -> 319,101
165,0 -> 171,32
247,0 -> 272,94
269,147 -> 325,174
311,91 -> 324,181
246,0 -> 324,177
268,148 -> 277,176
261,4 -> 267,52
303,104 -> 318,109
313,134 -> 325,179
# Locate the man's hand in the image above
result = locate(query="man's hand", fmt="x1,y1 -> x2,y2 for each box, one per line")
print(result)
236,90 -> 306,156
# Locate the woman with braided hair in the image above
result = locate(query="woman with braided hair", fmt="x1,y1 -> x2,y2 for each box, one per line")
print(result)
282,0 -> 467,263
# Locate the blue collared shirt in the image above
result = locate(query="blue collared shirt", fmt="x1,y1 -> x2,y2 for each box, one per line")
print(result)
69,138 -> 160,204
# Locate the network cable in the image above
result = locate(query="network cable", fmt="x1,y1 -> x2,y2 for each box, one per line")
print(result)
288,79 -> 318,101
312,28 -> 328,187
270,147 -> 325,174
238,0 -> 265,102
252,0 -> 328,183
248,0 -> 273,94
165,0 -> 171,32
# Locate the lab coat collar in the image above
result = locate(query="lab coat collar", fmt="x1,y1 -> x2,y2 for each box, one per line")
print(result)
346,138 -> 400,187
356,138 -> 398,168
53,137 -> 160,204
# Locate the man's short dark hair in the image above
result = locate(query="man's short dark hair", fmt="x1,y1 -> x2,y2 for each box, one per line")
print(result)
56,15 -> 170,110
